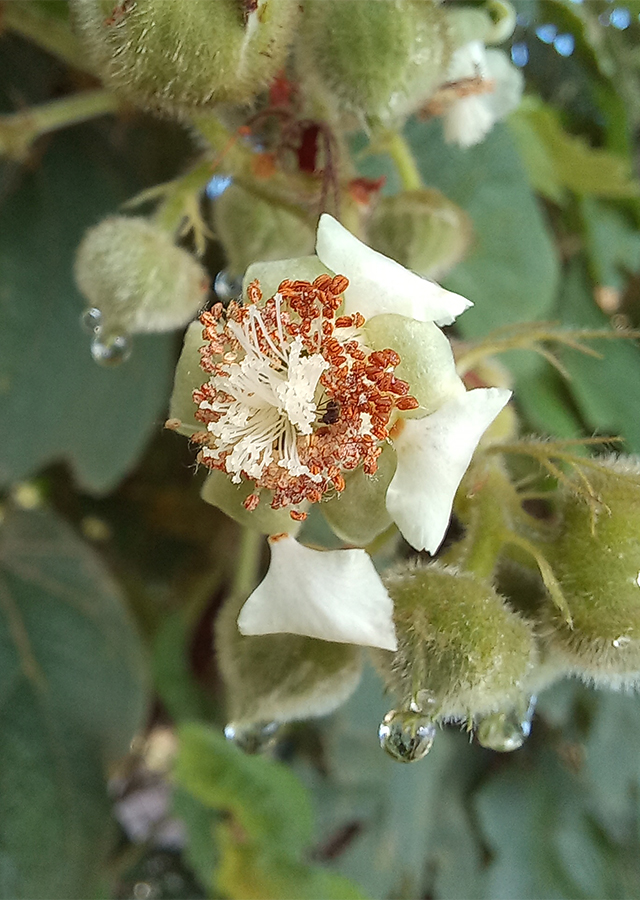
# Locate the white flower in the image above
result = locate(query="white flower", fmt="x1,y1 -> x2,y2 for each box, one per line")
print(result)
238,534 -> 397,650
443,41 -> 524,148
175,214 -> 510,649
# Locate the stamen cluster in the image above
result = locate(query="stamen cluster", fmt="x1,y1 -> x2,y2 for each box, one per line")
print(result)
192,274 -> 418,520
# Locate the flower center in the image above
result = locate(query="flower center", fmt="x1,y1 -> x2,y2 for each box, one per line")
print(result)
192,274 -> 418,520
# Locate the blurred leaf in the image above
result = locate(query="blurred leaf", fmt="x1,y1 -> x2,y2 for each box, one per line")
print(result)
0,506 -> 149,898
509,98 -> 639,202
175,722 -> 366,900
582,691 -> 640,836
299,666 -> 456,900
580,196 -> 640,290
153,587 -> 219,724
476,748 -> 618,900
510,356 -> 585,439
559,260 -> 640,452
405,120 -> 560,337
0,125 -> 178,494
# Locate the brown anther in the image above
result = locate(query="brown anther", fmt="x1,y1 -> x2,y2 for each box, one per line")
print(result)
353,313 -> 366,328
243,493 -> 261,511
335,316 -> 353,329
330,275 -> 349,295
389,378 -> 410,396
246,280 -> 262,304
396,396 -> 420,411
290,509 -> 307,521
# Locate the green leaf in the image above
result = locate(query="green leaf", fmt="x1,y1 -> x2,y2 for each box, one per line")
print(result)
175,722 -> 366,900
300,666 -> 456,900
0,506 -> 149,898
509,98 -> 640,202
580,196 -> 640,290
0,126 -> 177,493
476,749 -> 616,900
559,260 -> 640,452
405,120 -> 560,337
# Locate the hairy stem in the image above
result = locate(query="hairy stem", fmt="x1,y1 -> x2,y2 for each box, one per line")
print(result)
0,90 -> 119,160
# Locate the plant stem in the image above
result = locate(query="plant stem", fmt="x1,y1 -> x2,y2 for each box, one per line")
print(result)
0,90 -> 120,160
3,3 -> 92,73
383,129 -> 423,191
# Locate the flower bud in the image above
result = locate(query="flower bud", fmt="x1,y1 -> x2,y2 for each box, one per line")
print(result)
373,562 -> 538,722
75,216 -> 209,340
540,456 -> 640,687
213,185 -> 315,280
297,0 -> 453,124
367,190 -> 472,281
216,593 -> 363,738
321,444 -> 395,546
71,0 -> 299,116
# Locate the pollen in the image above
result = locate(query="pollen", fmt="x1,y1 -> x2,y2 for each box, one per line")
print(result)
191,273 -> 416,515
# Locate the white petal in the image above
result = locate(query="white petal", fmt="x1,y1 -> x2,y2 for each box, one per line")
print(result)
316,214 -> 472,326
386,388 -> 512,553
237,535 -> 397,650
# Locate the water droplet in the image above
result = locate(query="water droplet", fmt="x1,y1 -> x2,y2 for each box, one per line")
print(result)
214,269 -> 242,302
613,635 -> 631,648
91,334 -> 131,366
224,721 -> 280,754
378,709 -> 436,763
81,307 -> 102,334
411,689 -> 438,714
476,696 -> 537,753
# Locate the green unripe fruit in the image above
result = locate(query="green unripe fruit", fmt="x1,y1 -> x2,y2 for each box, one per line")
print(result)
321,444 -> 396,546
297,0 -> 453,125
367,190 -> 472,281
71,0 -> 299,116
373,563 -> 538,721
541,457 -> 640,687
217,594 -> 363,731
75,216 -> 209,337
214,185 -> 315,280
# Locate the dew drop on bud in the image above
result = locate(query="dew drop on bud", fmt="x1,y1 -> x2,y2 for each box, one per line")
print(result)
378,708 -> 436,763
476,696 -> 537,753
224,720 -> 280,754
214,269 -> 242,302
81,307 -> 102,334
90,334 -> 132,367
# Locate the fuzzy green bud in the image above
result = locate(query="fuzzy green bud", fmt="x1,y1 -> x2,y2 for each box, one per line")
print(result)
216,593 -> 363,735
321,444 -> 396,546
297,0 -> 453,125
71,0 -> 299,116
367,190 -> 472,281
373,562 -> 538,722
213,185 -> 315,280
75,216 -> 209,338
541,456 -> 640,687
